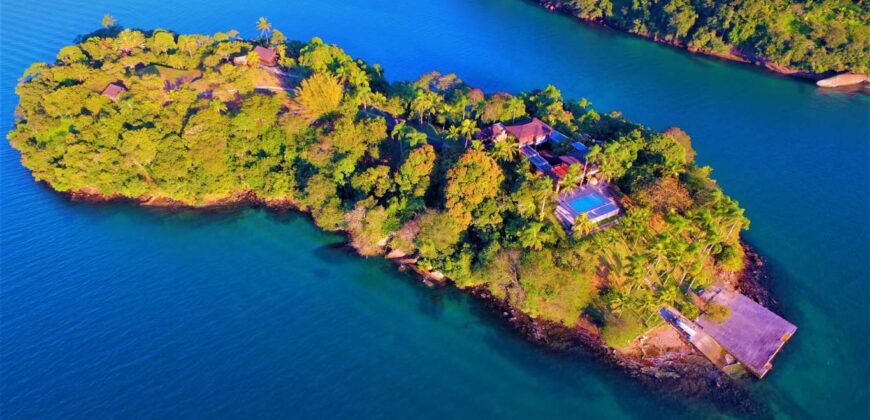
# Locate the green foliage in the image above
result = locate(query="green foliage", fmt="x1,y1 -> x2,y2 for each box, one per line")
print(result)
518,249 -> 595,324
296,73 -> 343,120
704,302 -> 731,323
8,31 -> 753,350
602,311 -> 647,348
101,14 -> 117,29
57,46 -> 86,64
445,149 -> 503,225
415,211 -> 463,263
564,0 -> 869,74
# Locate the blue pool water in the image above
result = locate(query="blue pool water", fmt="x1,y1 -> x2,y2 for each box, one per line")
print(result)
1,0 -> 868,418
567,193 -> 609,214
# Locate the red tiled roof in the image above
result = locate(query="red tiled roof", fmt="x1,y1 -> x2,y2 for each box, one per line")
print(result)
552,164 -> 569,179
504,118 -> 553,145
101,83 -> 127,102
253,46 -> 278,65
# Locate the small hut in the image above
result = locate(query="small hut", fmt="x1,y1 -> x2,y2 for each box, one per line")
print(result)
101,82 -> 127,102
253,46 -> 278,66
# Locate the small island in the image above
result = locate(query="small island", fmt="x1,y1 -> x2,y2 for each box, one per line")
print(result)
8,17 -> 795,403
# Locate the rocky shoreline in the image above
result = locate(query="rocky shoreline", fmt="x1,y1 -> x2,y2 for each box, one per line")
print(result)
64,185 -> 778,412
531,0 -> 868,89
464,244 -> 770,415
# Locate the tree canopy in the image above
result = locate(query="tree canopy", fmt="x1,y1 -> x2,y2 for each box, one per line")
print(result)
561,0 -> 869,74
9,27 -> 752,349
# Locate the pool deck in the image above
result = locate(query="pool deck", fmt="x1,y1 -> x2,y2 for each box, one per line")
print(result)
554,184 -> 621,229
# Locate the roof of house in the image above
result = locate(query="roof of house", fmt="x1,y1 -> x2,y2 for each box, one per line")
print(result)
476,122 -> 505,141
520,145 -> 553,175
101,83 -> 127,101
696,288 -> 797,378
570,141 -> 589,158
558,155 -> 582,166
504,118 -> 554,144
552,164 -> 569,179
253,46 -> 278,64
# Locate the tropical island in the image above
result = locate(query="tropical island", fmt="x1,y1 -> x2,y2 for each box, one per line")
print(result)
532,0 -> 869,86
8,17 -> 796,402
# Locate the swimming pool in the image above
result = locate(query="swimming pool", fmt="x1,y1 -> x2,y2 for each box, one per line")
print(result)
567,193 -> 609,214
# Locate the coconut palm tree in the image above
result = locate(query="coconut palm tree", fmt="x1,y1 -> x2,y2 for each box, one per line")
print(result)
102,14 -> 117,29
528,176 -> 554,222
391,122 -> 407,155
256,17 -> 272,41
492,138 -> 518,162
116,29 -> 145,55
583,144 -> 601,184
555,163 -> 584,197
572,213 -> 595,237
416,90 -> 443,126
459,119 -> 477,149
453,95 -> 471,122
506,96 -> 525,122
607,291 -> 633,316
519,222 -> 553,251
445,125 -> 462,146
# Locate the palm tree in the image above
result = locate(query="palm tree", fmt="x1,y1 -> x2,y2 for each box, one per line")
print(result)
256,17 -> 272,41
392,122 -> 407,155
176,35 -> 198,58
411,90 -> 438,126
506,96 -> 525,122
583,144 -> 601,184
356,86 -> 374,112
102,14 -> 117,29
519,222 -> 553,251
555,164 -> 584,197
116,30 -> 145,54
453,95 -> 471,122
572,213 -> 595,237
528,176 -> 553,221
458,119 -> 477,149
444,124 -> 461,142
607,291 -> 633,316
492,138 -> 518,162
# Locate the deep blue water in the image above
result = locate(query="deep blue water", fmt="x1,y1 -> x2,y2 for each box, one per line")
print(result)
1,0 -> 868,418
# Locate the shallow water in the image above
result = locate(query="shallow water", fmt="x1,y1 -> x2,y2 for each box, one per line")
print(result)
1,0 -> 868,418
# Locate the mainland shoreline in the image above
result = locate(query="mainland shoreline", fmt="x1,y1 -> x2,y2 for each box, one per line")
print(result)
531,0 -> 869,90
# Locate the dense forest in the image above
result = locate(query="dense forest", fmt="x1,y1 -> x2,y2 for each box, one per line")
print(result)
9,18 -> 749,348
552,0 -> 869,75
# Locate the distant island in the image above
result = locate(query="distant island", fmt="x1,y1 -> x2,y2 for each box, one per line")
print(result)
8,17 -> 796,404
532,0 -> 869,86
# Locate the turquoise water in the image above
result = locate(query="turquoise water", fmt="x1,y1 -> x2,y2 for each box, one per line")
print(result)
567,194 -> 609,214
1,0 -> 868,418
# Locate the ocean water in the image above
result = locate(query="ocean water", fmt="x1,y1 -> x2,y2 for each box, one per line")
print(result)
1,0 -> 867,418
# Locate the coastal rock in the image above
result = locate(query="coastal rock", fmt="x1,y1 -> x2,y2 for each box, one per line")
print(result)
816,73 -> 870,88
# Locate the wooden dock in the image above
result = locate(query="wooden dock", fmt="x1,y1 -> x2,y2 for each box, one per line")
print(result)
659,286 -> 796,379
696,287 -> 796,378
